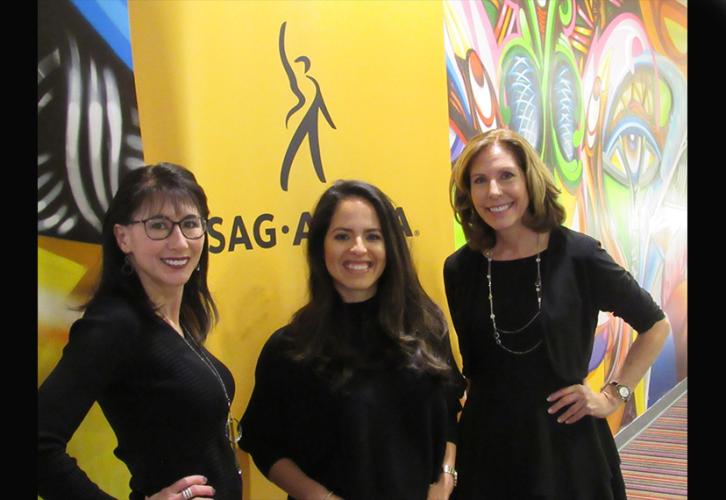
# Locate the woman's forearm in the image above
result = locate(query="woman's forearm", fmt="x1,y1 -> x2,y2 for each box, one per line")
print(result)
268,458 -> 334,500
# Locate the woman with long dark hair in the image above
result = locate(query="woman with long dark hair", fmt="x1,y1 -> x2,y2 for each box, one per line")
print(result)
239,180 -> 465,500
39,163 -> 242,499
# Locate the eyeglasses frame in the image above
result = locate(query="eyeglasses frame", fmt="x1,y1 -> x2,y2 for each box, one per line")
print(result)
126,215 -> 208,241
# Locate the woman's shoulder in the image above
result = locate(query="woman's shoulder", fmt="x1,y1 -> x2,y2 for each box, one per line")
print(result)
84,295 -> 145,327
267,324 -> 293,344
65,296 -> 145,357
551,226 -> 602,257
75,295 -> 147,341
252,325 -> 303,378
258,325 -> 295,360
444,243 -> 478,271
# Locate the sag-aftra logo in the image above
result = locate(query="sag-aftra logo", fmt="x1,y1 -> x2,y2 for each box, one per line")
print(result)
206,22 -> 417,254
207,208 -> 415,253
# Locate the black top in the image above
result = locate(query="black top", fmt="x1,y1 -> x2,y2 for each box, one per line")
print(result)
443,227 -> 665,499
444,226 -> 665,382
38,296 -> 242,500
238,296 -> 464,500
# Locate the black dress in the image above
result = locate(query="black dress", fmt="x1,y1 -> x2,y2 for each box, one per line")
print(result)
239,295 -> 464,500
451,252 -> 626,500
38,296 -> 242,500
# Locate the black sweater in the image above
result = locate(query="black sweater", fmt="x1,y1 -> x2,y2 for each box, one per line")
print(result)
38,296 -> 242,499
444,225 -> 665,382
238,296 -> 464,500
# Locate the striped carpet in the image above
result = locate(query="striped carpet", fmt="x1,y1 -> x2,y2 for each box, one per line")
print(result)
619,392 -> 687,499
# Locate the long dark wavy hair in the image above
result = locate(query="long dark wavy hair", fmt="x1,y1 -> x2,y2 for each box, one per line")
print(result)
85,162 -> 218,343
450,128 -> 566,251
287,180 -> 454,387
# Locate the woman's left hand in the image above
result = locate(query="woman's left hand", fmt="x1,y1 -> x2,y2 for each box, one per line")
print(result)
546,383 -> 620,424
427,472 -> 455,500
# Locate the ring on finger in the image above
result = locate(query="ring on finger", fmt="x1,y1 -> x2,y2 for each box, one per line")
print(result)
181,487 -> 193,500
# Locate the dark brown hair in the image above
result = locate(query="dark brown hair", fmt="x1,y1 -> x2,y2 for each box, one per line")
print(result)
287,180 -> 453,387
87,163 -> 218,343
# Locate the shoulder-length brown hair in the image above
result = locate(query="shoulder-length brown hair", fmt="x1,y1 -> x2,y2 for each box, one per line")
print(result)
450,128 -> 566,251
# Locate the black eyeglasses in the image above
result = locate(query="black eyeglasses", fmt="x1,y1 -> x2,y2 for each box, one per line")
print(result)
127,215 -> 207,240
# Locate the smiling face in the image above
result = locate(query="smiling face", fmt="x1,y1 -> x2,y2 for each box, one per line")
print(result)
324,196 -> 386,303
113,197 -> 204,304
469,142 -> 531,238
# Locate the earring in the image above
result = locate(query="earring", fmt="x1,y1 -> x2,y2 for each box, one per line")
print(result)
196,263 -> 201,272
121,255 -> 134,276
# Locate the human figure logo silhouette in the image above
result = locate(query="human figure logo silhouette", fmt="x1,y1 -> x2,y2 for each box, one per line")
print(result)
279,21 -> 336,191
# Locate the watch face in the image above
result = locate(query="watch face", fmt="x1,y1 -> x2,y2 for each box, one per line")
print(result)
617,385 -> 631,400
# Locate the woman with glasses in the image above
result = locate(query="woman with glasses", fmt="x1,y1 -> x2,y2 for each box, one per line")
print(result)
38,163 -> 242,499
239,180 -> 466,500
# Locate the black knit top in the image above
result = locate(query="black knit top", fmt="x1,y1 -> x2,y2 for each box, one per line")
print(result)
38,296 -> 242,499
443,226 -> 665,499
239,295 -> 464,500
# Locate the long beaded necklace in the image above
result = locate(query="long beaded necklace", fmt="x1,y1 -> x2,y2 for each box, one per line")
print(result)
180,327 -> 242,476
484,236 -> 544,355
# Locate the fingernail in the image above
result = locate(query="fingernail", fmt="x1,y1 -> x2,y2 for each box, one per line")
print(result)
203,476 -> 208,483
546,396 -> 552,401
547,408 -> 554,414
557,418 -> 563,423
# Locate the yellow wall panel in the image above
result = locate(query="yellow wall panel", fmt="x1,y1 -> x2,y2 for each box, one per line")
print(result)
129,2 -> 454,498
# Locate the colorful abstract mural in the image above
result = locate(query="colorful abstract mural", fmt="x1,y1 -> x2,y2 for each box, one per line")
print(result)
444,0 -> 687,432
38,0 -> 144,243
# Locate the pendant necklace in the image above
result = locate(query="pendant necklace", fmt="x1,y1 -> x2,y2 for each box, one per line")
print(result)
180,327 -> 242,476
484,234 -> 544,355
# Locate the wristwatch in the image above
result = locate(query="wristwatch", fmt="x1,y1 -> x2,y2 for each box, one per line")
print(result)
605,381 -> 632,402
442,464 -> 458,487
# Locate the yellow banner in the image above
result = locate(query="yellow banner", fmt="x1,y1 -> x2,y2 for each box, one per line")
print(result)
129,2 -> 453,498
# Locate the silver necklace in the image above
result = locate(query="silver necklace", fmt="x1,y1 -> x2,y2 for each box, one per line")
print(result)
484,237 -> 543,355
180,328 -> 242,475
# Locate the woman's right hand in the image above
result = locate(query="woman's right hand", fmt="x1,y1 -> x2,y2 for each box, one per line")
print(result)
145,475 -> 215,499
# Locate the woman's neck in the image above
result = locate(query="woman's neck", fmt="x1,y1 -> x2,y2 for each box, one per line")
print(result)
491,228 -> 547,260
148,290 -> 184,336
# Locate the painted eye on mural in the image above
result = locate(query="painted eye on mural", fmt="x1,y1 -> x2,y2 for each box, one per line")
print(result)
549,58 -> 580,163
501,51 -> 542,152
601,64 -> 668,190
603,121 -> 660,188
466,50 -> 497,129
